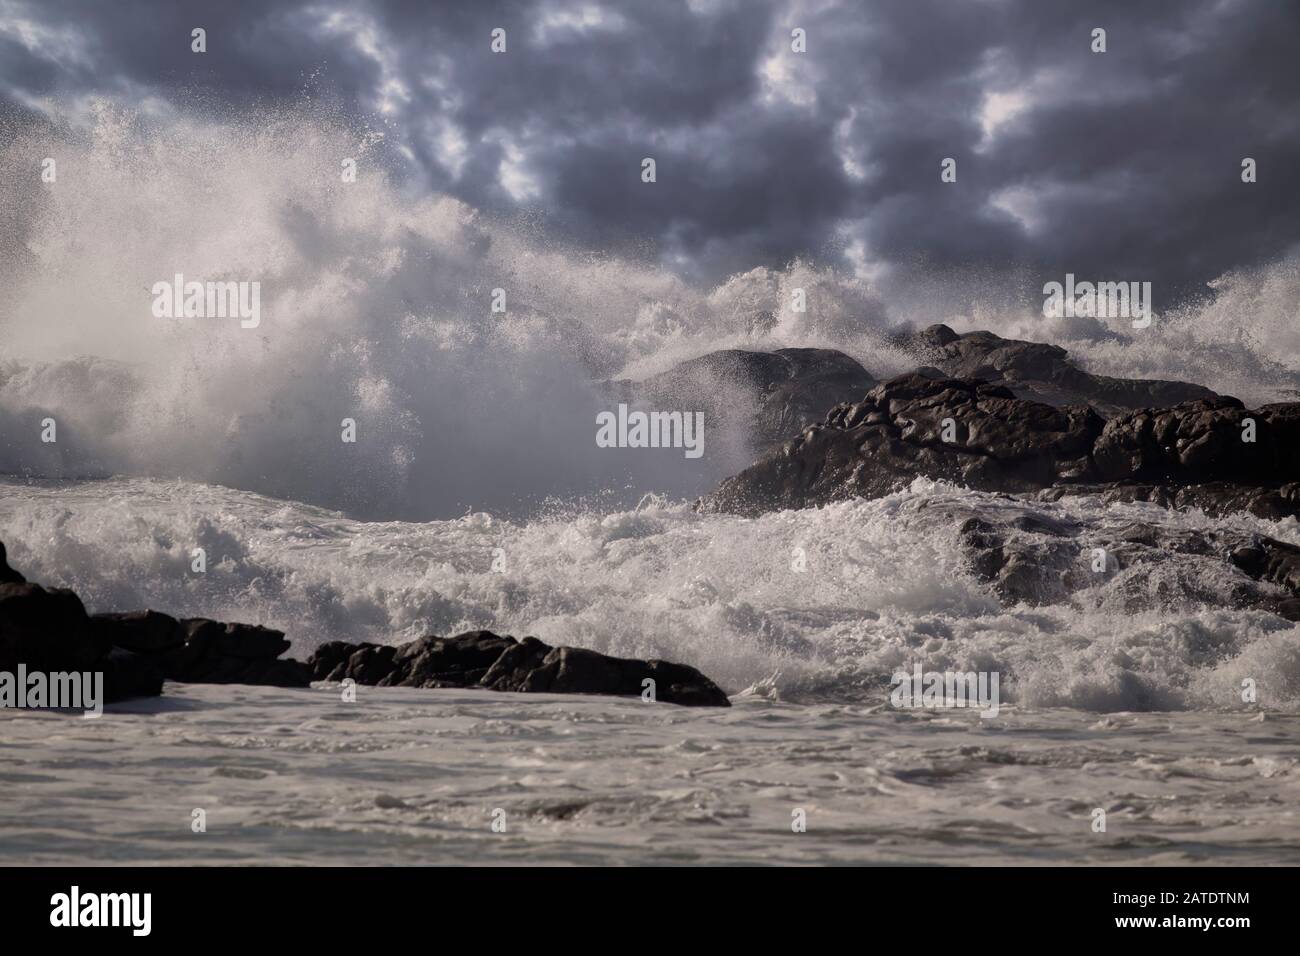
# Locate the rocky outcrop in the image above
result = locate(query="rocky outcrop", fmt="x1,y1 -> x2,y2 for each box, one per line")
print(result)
1036,482 -> 1300,521
699,373 -> 1300,519
903,324 -> 1217,417
0,565 -> 310,704
609,347 -> 875,455
1089,398 -> 1299,484
944,499 -> 1300,620
1,577 -> 166,704
0,543 -> 23,584
700,374 -> 1105,515
309,631 -> 730,707
87,612 -> 312,688
0,543 -> 730,708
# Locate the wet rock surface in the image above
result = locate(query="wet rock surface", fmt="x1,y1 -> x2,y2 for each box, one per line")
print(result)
1,543 -> 730,707
937,499 -> 1300,620
309,630 -> 731,707
901,324 -> 1218,416
699,372 -> 1300,520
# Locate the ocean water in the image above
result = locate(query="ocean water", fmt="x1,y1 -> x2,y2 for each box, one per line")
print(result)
4,105 -> 1300,523
4,476 -> 1299,863
3,105 -> 1300,864
4,475 -> 1300,714
3,684 -> 1297,865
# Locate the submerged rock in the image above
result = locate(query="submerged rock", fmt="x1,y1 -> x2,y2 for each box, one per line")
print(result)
1036,481 -> 1300,521
942,498 -> 1300,621
309,630 -> 731,707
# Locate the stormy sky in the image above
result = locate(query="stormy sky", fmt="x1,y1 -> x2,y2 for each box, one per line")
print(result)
2,0 -> 1297,305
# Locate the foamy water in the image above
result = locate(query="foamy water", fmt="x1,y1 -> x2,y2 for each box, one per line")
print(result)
4,103 -> 1300,864
3,683 -> 1297,865
3,475 -> 1299,714
3,105 -> 1300,522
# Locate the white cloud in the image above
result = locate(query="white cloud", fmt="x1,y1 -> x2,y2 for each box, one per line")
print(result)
311,6 -> 409,115
0,0 -> 92,69
485,130 -> 541,202
977,89 -> 1029,145
987,183 -> 1045,233
532,3 -> 627,46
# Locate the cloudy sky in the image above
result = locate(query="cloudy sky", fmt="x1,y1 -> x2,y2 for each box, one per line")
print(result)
2,0 -> 1297,305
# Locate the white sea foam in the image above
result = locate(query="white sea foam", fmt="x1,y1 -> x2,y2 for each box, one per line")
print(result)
5,104 -> 1298,522
3,475 -> 1297,713
3,103 -> 1300,719
3,683 -> 1298,865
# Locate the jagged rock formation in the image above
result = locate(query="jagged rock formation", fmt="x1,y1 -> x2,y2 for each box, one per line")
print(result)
309,632 -> 730,707
0,547 -> 310,703
0,542 -> 730,708
699,373 -> 1300,519
902,324 -> 1217,416
88,611 -> 311,688
608,347 -> 875,455
938,499 -> 1300,618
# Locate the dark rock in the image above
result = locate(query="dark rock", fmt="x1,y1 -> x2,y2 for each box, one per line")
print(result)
478,635 -> 553,690
0,582 -> 105,672
188,654 -> 312,687
0,579 -> 168,703
211,622 -> 291,659
954,512 -> 1081,606
700,373 -> 1106,516
904,324 -> 1217,416
160,619 -> 304,686
0,542 -> 26,584
91,610 -> 183,653
309,630 -> 731,707
608,347 -> 875,456
699,371 -> 1300,521
308,640 -> 366,682
101,648 -> 166,703
1276,598 -> 1300,622
1228,537 -> 1300,594
0,542 -> 731,707
390,630 -> 518,687
339,643 -> 398,685
945,500 -> 1300,619
1091,397 -> 1293,484
485,644 -> 732,708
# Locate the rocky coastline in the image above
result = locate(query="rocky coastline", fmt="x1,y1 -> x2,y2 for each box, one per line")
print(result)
0,542 -> 729,708
7,322 -> 1297,710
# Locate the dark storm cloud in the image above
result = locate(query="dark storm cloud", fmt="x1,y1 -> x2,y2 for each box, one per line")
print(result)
1,0 -> 1297,301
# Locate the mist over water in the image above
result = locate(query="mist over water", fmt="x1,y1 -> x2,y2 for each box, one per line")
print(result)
0,104 -> 884,519
3,474 -> 1299,713
3,105 -> 1300,715
3,104 -> 1299,520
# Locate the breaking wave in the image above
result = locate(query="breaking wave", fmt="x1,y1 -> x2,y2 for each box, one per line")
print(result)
2,475 -> 1299,712
3,103 -> 1298,519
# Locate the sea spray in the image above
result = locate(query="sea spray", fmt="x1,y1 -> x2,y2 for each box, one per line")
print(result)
4,475 -> 1299,713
